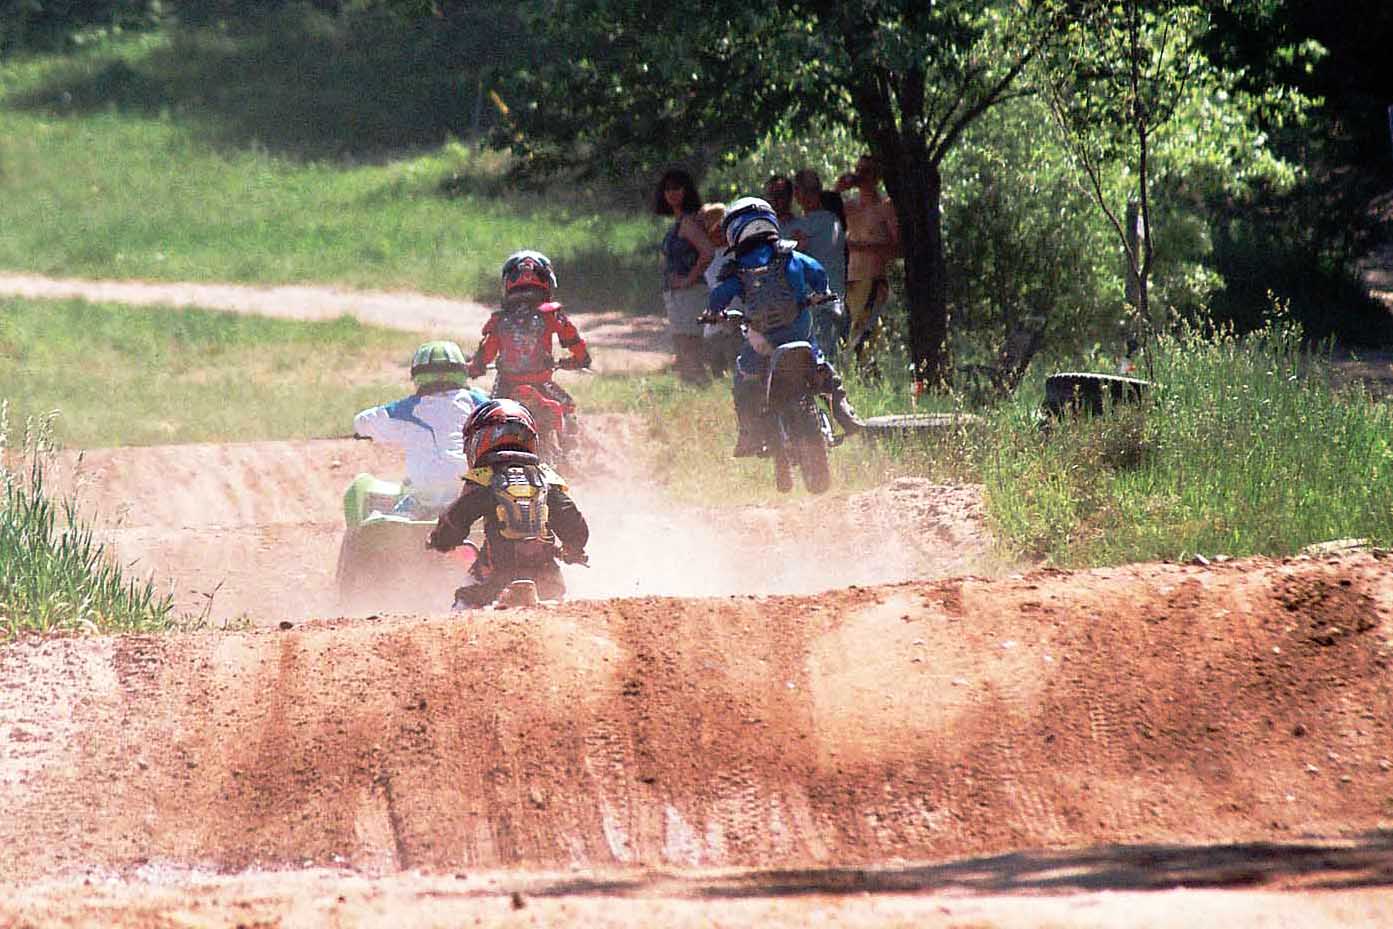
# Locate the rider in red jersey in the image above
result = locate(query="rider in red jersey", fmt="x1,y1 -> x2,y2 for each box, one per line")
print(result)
466,250 -> 591,452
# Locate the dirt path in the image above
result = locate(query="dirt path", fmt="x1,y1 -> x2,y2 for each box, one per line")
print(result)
1,542 -> 1390,924
0,271 -> 674,373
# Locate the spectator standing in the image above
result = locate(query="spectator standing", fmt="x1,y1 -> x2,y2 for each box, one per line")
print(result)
654,168 -> 715,384
785,168 -> 847,362
836,155 -> 900,368
765,175 -> 796,226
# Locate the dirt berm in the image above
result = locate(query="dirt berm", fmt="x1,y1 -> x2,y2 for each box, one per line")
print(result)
2,552 -> 1391,922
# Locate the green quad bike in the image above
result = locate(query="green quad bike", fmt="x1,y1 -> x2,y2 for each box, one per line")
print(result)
334,471 -> 481,611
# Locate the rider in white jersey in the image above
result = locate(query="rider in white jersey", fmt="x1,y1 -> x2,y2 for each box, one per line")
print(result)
353,340 -> 489,513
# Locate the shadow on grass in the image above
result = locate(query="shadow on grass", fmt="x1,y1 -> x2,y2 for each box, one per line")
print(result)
8,6 -> 511,162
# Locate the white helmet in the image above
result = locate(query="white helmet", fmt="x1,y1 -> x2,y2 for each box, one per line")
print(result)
721,196 -> 781,249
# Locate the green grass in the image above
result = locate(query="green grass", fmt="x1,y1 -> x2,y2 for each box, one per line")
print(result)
580,319 -> 1393,562
0,29 -> 662,315
0,295 -> 428,446
0,408 -> 182,637
983,322 -> 1393,564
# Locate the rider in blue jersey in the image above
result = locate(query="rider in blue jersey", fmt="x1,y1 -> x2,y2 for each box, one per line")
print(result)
707,197 -> 862,458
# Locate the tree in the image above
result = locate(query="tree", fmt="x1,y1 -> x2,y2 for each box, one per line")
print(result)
492,0 -> 1054,386
1036,0 -> 1306,361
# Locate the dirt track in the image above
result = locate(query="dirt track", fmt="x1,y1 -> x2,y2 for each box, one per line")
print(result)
3,274 -> 1393,925
3,437 -> 1392,926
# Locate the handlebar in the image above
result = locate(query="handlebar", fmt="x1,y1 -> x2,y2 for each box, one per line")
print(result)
697,308 -> 745,327
482,358 -> 592,374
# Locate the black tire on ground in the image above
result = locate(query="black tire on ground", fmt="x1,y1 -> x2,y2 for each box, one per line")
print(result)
1043,372 -> 1150,417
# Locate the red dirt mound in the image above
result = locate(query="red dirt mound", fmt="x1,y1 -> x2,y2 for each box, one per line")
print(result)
6,439 -> 1391,928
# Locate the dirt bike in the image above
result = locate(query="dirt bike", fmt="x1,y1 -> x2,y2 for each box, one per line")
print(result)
450,539 -> 589,609
486,358 -> 588,465
334,439 -> 479,608
700,307 -> 840,495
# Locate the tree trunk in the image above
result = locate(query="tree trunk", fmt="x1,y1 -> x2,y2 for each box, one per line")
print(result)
881,153 -> 949,386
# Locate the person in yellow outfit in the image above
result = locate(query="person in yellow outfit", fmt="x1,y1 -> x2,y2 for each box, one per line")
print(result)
836,155 -> 900,368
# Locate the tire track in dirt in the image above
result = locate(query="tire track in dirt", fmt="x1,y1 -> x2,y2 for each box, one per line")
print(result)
2,554 -> 1389,886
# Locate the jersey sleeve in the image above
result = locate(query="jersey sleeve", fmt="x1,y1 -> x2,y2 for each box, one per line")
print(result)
353,399 -> 416,445
468,313 -> 503,374
431,483 -> 489,550
709,273 -> 743,313
543,302 -> 589,362
795,251 -> 830,296
547,486 -> 590,550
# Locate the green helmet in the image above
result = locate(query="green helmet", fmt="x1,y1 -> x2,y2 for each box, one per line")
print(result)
410,340 -> 470,389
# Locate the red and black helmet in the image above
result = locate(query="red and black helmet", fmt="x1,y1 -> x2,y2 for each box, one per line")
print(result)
500,249 -> 557,302
463,397 -> 539,463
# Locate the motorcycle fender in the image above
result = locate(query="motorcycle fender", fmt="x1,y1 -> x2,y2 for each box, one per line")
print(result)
766,341 -> 817,407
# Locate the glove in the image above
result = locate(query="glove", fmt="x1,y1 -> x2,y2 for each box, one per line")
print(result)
558,353 -> 590,371
466,359 -> 487,378
559,545 -> 588,565
426,530 -> 453,553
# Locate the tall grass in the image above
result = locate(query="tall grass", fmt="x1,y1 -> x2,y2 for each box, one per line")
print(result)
984,320 -> 1393,564
0,406 -> 179,637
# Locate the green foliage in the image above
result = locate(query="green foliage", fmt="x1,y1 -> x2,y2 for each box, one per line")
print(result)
942,95 -> 1120,361
0,406 -> 180,637
0,0 -> 157,57
1035,0 -> 1311,352
985,319 -> 1393,564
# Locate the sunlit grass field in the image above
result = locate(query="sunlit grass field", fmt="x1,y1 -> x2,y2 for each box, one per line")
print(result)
0,31 -> 661,314
0,296 -> 418,446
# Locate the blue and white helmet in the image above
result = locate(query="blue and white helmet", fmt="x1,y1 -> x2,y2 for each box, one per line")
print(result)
721,196 -> 780,249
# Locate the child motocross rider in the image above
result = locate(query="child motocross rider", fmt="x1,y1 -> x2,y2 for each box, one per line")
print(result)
427,398 -> 590,609
705,197 -> 862,458
466,250 -> 592,448
352,340 -> 489,516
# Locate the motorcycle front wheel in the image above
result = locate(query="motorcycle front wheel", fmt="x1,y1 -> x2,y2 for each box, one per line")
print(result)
794,400 -> 832,494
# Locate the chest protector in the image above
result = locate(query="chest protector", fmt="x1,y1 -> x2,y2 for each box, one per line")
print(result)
490,463 -> 551,542
496,307 -> 552,376
739,248 -> 800,334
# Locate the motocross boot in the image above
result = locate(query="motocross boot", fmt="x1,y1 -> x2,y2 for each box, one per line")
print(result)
817,362 -> 865,434
731,380 -> 766,458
